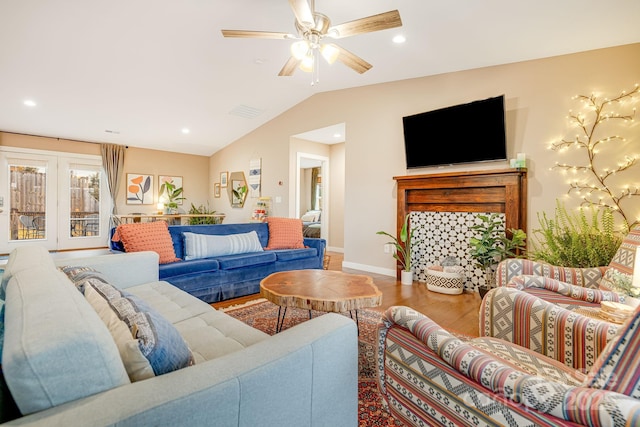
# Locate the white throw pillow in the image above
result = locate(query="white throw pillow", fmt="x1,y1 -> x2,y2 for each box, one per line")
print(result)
183,231 -> 264,260
301,213 -> 317,222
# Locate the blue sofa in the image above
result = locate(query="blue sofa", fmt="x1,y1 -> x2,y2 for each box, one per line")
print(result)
110,222 -> 326,303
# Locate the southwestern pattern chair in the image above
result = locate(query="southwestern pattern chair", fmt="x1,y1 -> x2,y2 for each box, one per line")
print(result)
481,225 -> 640,371
376,305 -> 640,426
481,287 -> 620,371
495,224 -> 640,305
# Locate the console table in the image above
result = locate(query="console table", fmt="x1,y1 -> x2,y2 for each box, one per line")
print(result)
115,213 -> 225,225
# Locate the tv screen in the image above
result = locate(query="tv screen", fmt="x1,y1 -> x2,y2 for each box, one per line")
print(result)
402,95 -> 507,168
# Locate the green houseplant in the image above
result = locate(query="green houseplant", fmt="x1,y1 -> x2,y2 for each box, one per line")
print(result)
159,180 -> 185,213
468,213 -> 527,296
188,202 -> 224,225
377,213 -> 415,285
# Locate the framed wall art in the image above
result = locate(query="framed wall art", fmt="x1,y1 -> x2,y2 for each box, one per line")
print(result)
220,171 -> 228,188
126,173 -> 154,205
214,183 -> 221,198
159,175 -> 184,205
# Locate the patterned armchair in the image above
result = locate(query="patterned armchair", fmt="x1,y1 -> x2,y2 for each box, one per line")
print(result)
377,305 -> 640,426
496,224 -> 640,304
481,287 -> 620,371
483,225 -> 640,371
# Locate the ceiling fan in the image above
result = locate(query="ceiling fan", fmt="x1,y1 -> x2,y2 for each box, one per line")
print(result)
221,0 -> 402,78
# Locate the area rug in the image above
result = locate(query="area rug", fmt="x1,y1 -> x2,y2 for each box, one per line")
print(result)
222,299 -> 405,427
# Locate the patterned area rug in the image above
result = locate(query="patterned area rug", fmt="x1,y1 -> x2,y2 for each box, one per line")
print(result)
222,299 -> 405,427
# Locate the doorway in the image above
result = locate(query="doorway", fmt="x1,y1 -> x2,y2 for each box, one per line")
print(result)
296,152 -> 329,240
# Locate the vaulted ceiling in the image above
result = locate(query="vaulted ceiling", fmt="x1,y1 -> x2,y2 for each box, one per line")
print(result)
0,0 -> 638,156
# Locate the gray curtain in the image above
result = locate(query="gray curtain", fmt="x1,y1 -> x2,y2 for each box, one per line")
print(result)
100,143 -> 126,230
311,167 -> 319,210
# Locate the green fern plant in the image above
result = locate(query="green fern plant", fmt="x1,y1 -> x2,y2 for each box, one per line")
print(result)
530,200 -> 622,267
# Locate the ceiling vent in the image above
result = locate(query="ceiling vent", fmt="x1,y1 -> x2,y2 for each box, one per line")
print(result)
229,105 -> 264,119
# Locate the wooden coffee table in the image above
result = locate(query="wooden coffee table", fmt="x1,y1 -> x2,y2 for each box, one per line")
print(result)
260,269 -> 383,333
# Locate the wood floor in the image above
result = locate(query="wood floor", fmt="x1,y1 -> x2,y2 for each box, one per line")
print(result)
213,251 -> 482,337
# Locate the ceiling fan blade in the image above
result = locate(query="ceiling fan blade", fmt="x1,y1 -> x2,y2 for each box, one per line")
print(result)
278,56 -> 301,76
221,29 -> 292,39
333,44 -> 372,74
329,10 -> 402,38
289,0 -> 314,27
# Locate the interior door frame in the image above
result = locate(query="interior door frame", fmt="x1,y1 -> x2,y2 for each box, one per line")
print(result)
295,152 -> 329,241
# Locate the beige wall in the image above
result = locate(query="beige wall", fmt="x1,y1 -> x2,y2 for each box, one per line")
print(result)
0,133 -> 211,217
210,43 -> 640,276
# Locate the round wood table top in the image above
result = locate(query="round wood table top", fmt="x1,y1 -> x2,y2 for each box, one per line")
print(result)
260,269 -> 382,313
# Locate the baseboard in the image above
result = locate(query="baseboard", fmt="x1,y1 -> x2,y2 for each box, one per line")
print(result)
341,261 -> 396,277
327,246 -> 344,253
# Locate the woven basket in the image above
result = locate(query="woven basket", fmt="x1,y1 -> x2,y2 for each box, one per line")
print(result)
426,267 -> 464,295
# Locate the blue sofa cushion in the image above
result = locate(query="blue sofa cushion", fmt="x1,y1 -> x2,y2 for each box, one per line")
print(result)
183,230 -> 263,260
217,251 -> 277,270
159,258 -> 219,280
272,247 -> 318,262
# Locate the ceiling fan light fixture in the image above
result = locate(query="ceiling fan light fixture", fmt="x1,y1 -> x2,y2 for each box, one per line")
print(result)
299,55 -> 314,73
320,44 -> 339,64
290,40 -> 309,60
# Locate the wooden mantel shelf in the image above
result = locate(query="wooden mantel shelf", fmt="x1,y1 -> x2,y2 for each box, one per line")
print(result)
393,168 -> 527,275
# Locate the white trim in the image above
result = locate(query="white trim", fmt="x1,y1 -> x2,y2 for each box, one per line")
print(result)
341,261 -> 396,277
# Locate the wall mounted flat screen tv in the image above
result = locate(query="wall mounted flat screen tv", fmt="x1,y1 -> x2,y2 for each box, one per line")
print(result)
402,95 -> 507,168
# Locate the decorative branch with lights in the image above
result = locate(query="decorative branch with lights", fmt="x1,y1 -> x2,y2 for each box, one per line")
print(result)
551,83 -> 640,231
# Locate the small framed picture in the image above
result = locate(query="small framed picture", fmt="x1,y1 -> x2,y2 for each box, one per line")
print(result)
220,172 -> 228,188
214,183 -> 221,198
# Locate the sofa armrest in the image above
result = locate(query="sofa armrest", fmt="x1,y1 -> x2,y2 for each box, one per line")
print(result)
479,287 -> 619,372
303,237 -> 326,268
496,258 -> 607,289
3,313 -> 358,427
54,251 -> 160,289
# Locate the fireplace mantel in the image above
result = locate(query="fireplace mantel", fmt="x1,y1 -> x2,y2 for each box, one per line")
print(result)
394,169 -> 527,277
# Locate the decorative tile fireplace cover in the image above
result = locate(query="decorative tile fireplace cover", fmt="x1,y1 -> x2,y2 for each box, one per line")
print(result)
410,211 -> 506,291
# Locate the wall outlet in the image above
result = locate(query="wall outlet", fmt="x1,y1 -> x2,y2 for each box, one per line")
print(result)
384,243 -> 392,254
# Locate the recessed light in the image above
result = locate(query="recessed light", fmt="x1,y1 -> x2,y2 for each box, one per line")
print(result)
182,128 -> 190,134
23,100 -> 37,107
333,133 -> 342,138
392,35 -> 406,44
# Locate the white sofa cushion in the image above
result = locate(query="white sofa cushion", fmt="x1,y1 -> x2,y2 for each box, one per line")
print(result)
3,267 -> 130,415
183,230 -> 263,260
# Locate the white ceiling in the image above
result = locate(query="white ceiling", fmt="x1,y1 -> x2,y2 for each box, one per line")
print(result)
0,1 -> 638,156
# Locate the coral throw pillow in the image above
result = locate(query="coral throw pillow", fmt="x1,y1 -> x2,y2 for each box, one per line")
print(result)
265,217 -> 305,250
112,221 -> 180,264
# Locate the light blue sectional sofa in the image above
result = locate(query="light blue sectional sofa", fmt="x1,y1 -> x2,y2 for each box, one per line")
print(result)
0,246 -> 357,426
110,222 -> 326,303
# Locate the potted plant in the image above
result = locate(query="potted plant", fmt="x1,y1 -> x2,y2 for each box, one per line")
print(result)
159,180 -> 185,214
468,213 -> 527,297
377,213 -> 415,285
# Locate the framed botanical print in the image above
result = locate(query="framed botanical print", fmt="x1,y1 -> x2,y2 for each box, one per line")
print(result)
214,183 -> 221,198
126,173 -> 154,205
220,171 -> 228,188
159,175 -> 184,205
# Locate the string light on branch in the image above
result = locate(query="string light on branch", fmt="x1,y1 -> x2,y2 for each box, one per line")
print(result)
551,83 -> 640,231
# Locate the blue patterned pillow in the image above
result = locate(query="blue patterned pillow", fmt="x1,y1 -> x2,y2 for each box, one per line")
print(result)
86,279 -> 194,376
61,266 -> 194,377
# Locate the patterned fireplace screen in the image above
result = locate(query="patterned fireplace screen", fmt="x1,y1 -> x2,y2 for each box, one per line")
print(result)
410,211 -> 506,292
